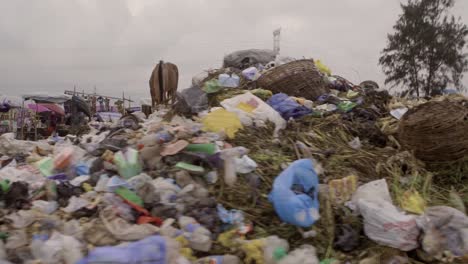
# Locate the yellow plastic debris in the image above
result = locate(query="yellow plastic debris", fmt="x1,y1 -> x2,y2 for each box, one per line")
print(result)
241,239 -> 265,264
400,190 -> 426,214
328,175 -> 358,205
217,229 -> 241,248
175,236 -> 196,261
315,60 -> 331,76
82,183 -> 93,192
202,109 -> 243,138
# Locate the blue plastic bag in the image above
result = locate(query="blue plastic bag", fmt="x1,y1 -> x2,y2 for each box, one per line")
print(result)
268,159 -> 320,227
75,163 -> 90,176
267,93 -> 312,120
77,235 -> 167,264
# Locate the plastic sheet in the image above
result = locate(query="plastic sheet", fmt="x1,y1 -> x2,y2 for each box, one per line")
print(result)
77,235 -> 180,264
359,199 -> 419,251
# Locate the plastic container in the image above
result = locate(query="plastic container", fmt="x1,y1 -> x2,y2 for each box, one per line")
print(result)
178,216 -> 212,252
220,147 -> 249,186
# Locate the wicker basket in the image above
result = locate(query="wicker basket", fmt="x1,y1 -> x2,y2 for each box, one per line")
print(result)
257,59 -> 330,99
398,100 -> 468,163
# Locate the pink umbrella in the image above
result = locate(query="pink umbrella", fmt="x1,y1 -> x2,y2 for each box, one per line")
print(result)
41,103 -> 65,116
28,104 -> 50,113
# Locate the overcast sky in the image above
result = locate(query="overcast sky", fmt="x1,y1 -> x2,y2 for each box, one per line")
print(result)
1,0 -> 467,102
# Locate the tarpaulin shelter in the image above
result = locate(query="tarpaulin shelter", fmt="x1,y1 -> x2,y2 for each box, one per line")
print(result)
22,93 -> 71,104
27,104 -> 65,116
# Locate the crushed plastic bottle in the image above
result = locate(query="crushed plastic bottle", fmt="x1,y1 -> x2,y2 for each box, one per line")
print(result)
219,147 -> 249,186
195,255 -> 241,264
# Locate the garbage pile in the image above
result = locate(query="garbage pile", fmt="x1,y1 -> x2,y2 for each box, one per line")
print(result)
1,51 -> 468,264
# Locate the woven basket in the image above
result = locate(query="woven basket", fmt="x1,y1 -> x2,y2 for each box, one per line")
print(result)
398,100 -> 468,163
257,59 -> 329,99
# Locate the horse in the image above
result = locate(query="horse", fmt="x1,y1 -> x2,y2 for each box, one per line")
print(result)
149,60 -> 179,108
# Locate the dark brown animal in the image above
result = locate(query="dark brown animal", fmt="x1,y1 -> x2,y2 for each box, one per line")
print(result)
149,60 -> 179,108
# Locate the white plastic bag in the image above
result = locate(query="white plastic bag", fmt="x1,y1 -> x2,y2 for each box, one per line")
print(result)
32,200 -> 58,214
100,207 -> 159,241
359,199 -> 420,251
62,196 -> 90,213
235,155 -> 257,174
30,231 -> 83,264
278,245 -> 319,264
5,210 -> 38,228
349,179 -> 392,213
221,92 -> 286,135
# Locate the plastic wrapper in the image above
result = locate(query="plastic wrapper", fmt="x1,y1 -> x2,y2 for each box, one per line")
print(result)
267,93 -> 313,120
221,92 -> 286,136
328,175 -> 358,205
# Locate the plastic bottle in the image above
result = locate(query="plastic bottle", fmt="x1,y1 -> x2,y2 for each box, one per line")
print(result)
178,216 -> 212,252
195,255 -> 241,264
185,144 -> 217,155
219,147 -> 248,186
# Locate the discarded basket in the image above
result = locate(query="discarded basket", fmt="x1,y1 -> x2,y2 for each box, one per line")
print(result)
398,100 -> 468,163
257,59 -> 330,100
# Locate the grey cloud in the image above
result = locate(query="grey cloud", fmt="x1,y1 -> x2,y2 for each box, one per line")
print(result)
1,0 -> 467,100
